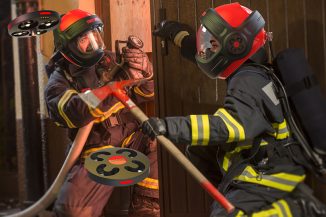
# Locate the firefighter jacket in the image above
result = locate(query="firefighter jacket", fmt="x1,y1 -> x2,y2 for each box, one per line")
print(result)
164,64 -> 306,193
45,53 -> 154,147
45,52 -> 159,195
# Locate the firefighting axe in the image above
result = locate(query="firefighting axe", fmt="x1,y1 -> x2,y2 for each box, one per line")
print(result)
79,78 -> 235,213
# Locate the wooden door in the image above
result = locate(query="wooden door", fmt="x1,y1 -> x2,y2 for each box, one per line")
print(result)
151,0 -> 326,216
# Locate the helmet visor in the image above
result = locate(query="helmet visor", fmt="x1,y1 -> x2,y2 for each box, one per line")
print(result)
76,28 -> 105,54
196,25 -> 221,61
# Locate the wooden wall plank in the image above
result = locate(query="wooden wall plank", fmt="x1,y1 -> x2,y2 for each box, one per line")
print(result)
287,0 -> 305,49
109,0 -> 152,52
305,0 -> 326,90
159,0 -> 189,215
268,0 -> 287,54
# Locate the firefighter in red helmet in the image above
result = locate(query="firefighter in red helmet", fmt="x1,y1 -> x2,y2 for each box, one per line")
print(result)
142,3 -> 326,217
45,9 -> 159,217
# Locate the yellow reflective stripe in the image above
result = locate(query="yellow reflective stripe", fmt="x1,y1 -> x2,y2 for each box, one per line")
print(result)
272,201 -> 284,217
280,200 -> 292,217
190,115 -> 199,145
251,199 -> 292,217
276,132 -> 289,140
88,105 -> 104,118
270,119 -> 289,140
272,172 -> 306,183
219,109 -> 245,141
89,102 -> 125,123
190,115 -> 210,145
81,145 -> 114,159
121,132 -> 135,147
58,89 -> 78,128
202,115 -> 210,145
235,210 -> 245,217
137,177 -> 159,190
235,166 -> 305,192
222,153 -> 232,171
215,110 -> 235,142
222,144 -> 251,171
272,119 -> 287,129
252,207 -> 278,217
134,86 -> 154,97
214,108 -> 245,142
271,199 -> 293,217
223,141 -> 268,172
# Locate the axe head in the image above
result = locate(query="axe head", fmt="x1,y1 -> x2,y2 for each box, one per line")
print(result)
78,90 -> 103,108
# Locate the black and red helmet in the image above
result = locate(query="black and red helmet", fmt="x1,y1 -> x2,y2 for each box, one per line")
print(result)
195,3 -> 267,79
54,9 -> 105,67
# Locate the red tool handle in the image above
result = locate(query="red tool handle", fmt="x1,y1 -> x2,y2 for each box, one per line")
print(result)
113,89 -> 235,213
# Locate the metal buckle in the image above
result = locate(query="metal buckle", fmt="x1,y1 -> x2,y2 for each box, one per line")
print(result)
108,115 -> 119,127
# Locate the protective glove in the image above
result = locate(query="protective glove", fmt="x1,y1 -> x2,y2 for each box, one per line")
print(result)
96,51 -> 118,83
122,47 -> 153,79
141,117 -> 167,140
153,20 -> 193,43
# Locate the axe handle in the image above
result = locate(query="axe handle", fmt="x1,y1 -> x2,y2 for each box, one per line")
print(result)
129,106 -> 234,213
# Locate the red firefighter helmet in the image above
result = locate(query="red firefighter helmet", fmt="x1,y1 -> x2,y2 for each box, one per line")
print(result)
195,3 -> 267,79
53,9 -> 105,67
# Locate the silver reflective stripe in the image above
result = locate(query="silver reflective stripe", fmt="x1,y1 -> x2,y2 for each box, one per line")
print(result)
216,110 -> 240,141
196,115 -> 204,144
241,170 -> 298,188
277,127 -> 289,134
275,201 -> 288,217
262,82 -> 280,106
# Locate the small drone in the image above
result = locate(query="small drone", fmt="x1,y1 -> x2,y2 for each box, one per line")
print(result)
8,10 -> 60,38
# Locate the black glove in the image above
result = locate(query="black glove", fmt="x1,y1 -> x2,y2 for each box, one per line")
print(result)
153,20 -> 193,41
141,117 -> 167,139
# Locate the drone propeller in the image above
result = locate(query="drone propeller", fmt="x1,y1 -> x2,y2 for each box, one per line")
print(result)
8,10 -> 60,38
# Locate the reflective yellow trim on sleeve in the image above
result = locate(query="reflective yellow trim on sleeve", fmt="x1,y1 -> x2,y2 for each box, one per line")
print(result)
88,102 -> 125,123
121,132 -> 135,147
214,108 -> 245,143
190,115 -> 210,145
134,86 -> 154,98
88,106 -> 104,118
235,166 -> 305,192
202,115 -> 210,145
190,115 -> 199,145
137,177 -> 159,190
58,89 -> 78,128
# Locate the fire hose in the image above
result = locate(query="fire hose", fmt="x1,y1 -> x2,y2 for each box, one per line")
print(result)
7,23 -> 234,214
7,121 -> 94,217
79,79 -> 235,213
8,78 -> 234,217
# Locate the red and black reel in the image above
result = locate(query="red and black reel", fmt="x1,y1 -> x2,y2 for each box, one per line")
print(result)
85,147 -> 150,186
8,10 -> 60,38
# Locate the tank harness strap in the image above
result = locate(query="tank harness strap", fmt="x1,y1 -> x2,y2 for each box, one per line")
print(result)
285,74 -> 317,97
218,137 -> 262,194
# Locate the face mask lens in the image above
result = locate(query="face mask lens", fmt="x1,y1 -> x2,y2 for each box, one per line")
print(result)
196,25 -> 221,60
77,28 -> 105,54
